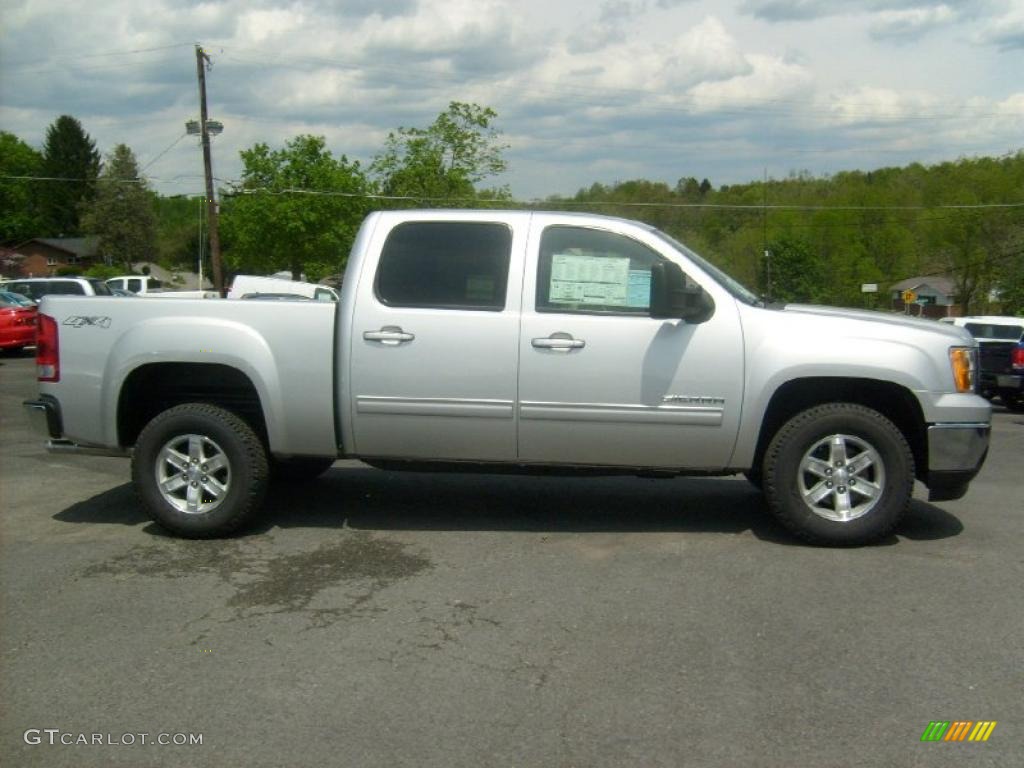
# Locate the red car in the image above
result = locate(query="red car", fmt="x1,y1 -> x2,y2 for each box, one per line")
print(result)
0,294 -> 37,352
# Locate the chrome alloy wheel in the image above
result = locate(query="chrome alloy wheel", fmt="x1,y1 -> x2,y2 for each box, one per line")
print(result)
797,433 -> 885,522
155,434 -> 231,514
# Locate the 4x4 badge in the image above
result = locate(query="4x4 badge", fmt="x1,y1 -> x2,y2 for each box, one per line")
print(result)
63,316 -> 111,329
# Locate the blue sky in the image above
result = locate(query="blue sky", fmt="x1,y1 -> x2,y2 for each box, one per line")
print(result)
1,0 -> 1022,198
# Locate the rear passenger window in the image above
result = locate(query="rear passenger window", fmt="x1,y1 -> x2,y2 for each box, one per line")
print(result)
375,222 -> 512,311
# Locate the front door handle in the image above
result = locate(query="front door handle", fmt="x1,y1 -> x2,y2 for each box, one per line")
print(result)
363,326 -> 415,345
532,333 -> 585,351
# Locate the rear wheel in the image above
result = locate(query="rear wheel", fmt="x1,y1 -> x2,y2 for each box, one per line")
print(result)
132,403 -> 268,538
763,403 -> 914,545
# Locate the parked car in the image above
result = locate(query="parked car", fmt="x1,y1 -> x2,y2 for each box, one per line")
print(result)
0,290 -> 36,307
0,294 -> 38,352
3,277 -> 112,302
25,210 -> 990,545
105,275 -> 217,299
939,315 -> 1024,410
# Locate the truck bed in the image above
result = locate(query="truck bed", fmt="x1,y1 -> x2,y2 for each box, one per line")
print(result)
36,297 -> 339,457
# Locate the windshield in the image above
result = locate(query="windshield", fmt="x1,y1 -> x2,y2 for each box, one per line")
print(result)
646,227 -> 763,307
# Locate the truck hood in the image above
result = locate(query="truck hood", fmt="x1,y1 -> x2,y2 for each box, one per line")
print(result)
782,304 -> 973,343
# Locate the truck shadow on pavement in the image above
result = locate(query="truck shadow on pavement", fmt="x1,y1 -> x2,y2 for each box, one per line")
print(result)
54,465 -> 964,546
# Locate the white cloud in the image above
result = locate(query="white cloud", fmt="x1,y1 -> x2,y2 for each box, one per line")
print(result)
976,4 -> 1024,49
869,5 -> 957,40
0,0 -> 1020,200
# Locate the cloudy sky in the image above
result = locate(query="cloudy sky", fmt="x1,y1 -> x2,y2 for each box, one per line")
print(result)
1,0 -> 1022,199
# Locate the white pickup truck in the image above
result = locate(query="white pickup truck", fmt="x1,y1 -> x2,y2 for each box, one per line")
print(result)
24,210 -> 991,545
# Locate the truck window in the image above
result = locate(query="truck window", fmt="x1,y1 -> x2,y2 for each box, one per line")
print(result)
964,322 -> 1024,341
47,281 -> 86,295
127,278 -> 142,293
375,222 -> 512,311
536,226 -> 663,315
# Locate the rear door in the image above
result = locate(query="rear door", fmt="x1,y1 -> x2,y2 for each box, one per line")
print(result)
348,215 -> 526,461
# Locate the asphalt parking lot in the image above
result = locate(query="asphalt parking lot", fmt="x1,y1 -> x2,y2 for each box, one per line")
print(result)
1,350 -> 1022,767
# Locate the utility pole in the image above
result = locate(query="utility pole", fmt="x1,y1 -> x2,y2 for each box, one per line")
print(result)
195,44 -> 224,295
763,167 -> 771,303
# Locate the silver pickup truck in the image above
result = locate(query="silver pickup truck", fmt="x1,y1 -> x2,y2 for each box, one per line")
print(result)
24,210 -> 990,545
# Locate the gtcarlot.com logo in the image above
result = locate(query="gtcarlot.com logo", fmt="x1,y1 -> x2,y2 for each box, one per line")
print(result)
24,729 -> 203,747
920,721 -> 997,743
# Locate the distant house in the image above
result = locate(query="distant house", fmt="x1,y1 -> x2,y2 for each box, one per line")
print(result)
16,238 -> 98,277
890,276 -> 960,318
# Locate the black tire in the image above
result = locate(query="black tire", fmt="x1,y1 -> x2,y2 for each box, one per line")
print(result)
763,403 -> 914,546
270,456 -> 336,482
1001,391 -> 1024,413
132,403 -> 268,538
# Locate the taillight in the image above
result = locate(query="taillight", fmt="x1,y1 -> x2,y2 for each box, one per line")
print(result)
1013,344 -> 1024,372
36,313 -> 59,382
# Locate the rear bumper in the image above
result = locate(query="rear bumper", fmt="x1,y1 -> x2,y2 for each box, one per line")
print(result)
23,397 -> 128,457
925,422 -> 990,502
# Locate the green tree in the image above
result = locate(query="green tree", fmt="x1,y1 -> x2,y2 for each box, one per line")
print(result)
0,131 -> 44,243
371,102 -> 509,201
761,237 -> 827,303
80,144 -> 157,271
40,115 -> 100,236
220,135 -> 370,280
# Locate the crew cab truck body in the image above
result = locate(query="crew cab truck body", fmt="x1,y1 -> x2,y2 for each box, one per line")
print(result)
25,210 -> 991,545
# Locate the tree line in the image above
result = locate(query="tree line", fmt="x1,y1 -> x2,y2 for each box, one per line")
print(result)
1,106 -> 1022,313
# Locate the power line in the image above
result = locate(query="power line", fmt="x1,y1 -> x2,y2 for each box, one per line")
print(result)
140,133 -> 189,173
226,185 -> 1024,211
6,174 -> 1023,213
5,42 -> 193,71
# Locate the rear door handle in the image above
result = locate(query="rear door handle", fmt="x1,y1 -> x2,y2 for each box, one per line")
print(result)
363,326 -> 415,345
532,333 -> 585,351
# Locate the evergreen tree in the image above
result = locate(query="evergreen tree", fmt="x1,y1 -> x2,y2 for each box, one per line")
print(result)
81,144 -> 156,271
40,115 -> 100,236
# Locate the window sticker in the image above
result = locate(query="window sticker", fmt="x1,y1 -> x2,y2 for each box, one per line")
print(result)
627,270 -> 651,307
549,254 -> 631,306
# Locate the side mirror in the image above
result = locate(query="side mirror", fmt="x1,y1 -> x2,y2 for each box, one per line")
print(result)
650,262 -> 715,323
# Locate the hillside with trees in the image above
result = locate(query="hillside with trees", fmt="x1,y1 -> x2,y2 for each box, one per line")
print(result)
547,154 -> 1024,314
1,107 -> 1021,313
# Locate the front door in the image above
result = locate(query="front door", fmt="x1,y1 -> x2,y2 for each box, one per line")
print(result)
517,218 -> 744,469
348,218 -> 524,461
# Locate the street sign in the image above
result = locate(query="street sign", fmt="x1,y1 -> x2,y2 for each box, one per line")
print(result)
902,289 -> 917,303
861,283 -> 878,293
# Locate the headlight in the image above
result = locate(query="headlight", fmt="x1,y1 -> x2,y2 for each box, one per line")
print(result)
949,346 -> 976,393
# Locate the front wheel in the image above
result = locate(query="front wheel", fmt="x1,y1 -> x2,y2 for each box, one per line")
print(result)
132,403 -> 269,538
763,403 -> 914,546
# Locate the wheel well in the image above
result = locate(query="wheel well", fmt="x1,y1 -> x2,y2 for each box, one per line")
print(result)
118,363 -> 267,448
751,378 -> 927,480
